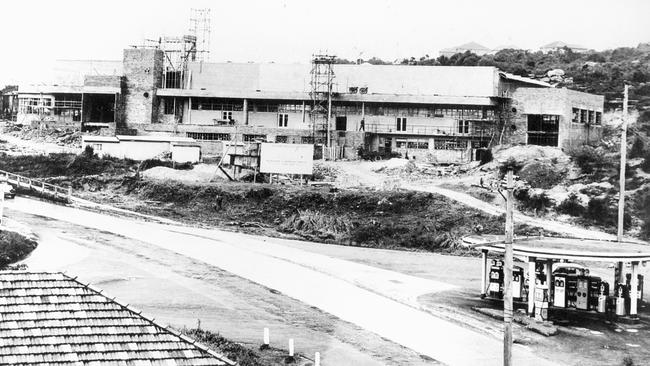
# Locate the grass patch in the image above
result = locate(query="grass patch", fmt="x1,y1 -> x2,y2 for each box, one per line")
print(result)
181,327 -> 288,366
0,151 -> 138,178
115,180 -> 546,253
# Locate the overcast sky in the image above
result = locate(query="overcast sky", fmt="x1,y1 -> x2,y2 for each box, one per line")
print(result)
2,0 -> 648,86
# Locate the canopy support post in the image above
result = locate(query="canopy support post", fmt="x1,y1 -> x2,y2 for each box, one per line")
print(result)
630,261 -> 639,318
528,257 -> 536,316
480,249 -> 488,298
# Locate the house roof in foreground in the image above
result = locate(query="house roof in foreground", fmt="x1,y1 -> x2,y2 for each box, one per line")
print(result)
0,271 -> 235,366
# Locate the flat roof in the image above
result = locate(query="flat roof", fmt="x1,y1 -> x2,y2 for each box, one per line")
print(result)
464,235 -> 650,262
19,85 -> 120,94
82,136 -> 120,143
116,135 -> 196,143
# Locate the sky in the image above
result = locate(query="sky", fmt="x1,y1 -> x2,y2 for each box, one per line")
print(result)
1,0 -> 649,86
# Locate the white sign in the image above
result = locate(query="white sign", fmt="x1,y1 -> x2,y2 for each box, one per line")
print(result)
260,143 -> 314,175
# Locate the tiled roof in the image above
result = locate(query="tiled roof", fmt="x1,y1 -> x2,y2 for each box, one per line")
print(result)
0,272 -> 235,366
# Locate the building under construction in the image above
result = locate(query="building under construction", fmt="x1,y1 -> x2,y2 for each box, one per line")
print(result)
7,33 -> 604,163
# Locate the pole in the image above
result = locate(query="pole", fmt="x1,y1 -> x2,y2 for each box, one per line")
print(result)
0,181 -> 4,227
503,169 -> 514,366
617,84 -> 629,242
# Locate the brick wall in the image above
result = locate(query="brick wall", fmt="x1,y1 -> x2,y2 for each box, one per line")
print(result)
122,49 -> 163,127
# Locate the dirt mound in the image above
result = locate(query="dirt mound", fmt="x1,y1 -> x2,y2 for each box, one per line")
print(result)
141,164 -> 226,183
3,123 -> 82,148
492,145 -> 570,165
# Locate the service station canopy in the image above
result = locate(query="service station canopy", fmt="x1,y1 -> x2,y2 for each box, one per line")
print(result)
463,235 -> 650,263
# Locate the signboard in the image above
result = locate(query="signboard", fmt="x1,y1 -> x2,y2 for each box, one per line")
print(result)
260,143 -> 314,175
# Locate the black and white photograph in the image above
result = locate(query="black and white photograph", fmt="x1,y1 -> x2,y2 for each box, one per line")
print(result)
1,1 -> 649,365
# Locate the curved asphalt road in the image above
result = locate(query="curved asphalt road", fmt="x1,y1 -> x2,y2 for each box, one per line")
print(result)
6,197 -> 558,366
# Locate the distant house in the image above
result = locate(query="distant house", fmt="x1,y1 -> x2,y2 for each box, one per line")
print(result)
0,271 -> 235,365
540,41 -> 588,54
439,42 -> 492,57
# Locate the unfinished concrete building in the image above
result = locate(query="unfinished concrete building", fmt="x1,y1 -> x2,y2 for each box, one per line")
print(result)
13,46 -> 604,163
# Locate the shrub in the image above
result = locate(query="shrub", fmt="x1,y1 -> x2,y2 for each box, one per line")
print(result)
629,137 -> 646,159
640,151 -> 650,173
556,193 -> 585,216
585,198 -> 631,229
634,190 -> 650,240
357,146 -> 401,161
182,328 -> 261,366
0,230 -> 38,268
519,161 -> 566,189
514,188 -> 553,213
498,157 -> 524,178
568,145 -> 601,174
83,145 -> 95,157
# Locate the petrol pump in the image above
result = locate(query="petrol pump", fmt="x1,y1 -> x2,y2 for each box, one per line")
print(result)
566,275 -> 578,308
534,282 -> 550,321
488,259 -> 504,299
553,274 -> 567,308
512,265 -> 525,301
597,281 -> 609,313
576,276 -> 590,310
615,283 -> 629,316
626,273 -> 644,304
588,277 -> 602,311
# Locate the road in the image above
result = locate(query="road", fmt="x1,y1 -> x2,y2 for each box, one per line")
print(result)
6,196 -> 558,366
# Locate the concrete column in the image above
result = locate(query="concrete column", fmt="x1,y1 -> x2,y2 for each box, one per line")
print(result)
243,99 -> 249,125
545,259 -> 553,287
302,101 -> 306,123
630,261 -> 639,317
616,262 -> 624,284
528,257 -> 536,316
188,97 -> 192,124
480,250 -> 488,297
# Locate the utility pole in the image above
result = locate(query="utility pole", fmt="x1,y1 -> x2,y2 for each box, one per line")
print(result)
617,84 -> 629,243
503,169 -> 514,366
0,180 -> 4,227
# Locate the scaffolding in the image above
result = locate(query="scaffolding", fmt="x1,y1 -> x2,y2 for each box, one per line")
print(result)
156,35 -> 197,89
189,8 -> 211,62
309,54 -> 335,148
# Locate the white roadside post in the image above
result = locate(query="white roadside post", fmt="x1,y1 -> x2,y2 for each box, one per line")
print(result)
288,339 -> 294,357
314,352 -> 321,366
263,327 -> 270,348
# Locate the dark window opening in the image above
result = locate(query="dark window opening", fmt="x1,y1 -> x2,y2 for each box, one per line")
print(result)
163,98 -> 174,115
335,116 -> 347,131
527,115 -> 559,146
84,94 -> 115,123
396,117 -> 407,132
186,132 -> 231,141
278,113 -> 288,127
243,134 -> 266,142
457,120 -> 470,134
275,135 -> 288,143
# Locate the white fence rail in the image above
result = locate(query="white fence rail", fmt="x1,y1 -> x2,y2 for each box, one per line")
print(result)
0,169 -> 72,202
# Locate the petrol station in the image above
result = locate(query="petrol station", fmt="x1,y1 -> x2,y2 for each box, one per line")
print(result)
466,235 -> 650,322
